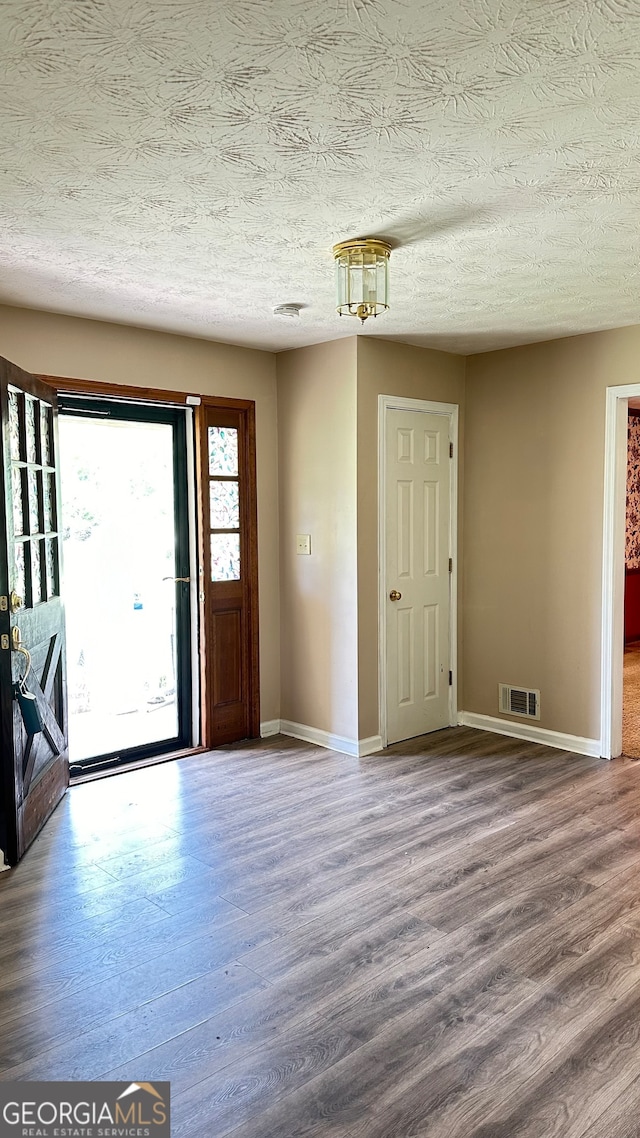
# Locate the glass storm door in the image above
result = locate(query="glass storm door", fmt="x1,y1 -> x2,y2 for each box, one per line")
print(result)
0,356 -> 68,867
58,397 -> 192,773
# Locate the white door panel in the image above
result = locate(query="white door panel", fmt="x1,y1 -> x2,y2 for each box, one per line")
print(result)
385,408 -> 451,744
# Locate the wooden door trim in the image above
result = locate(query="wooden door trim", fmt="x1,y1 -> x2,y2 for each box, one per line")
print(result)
378,395 -> 459,747
245,404 -> 260,739
37,375 -> 192,405
39,378 -> 257,416
200,395 -> 256,412
194,408 -> 209,748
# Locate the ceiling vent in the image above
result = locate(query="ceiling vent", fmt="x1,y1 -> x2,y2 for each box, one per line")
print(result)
499,683 -> 540,720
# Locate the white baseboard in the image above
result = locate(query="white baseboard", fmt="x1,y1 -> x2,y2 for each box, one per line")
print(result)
260,720 -> 281,738
267,712 -> 601,759
279,720 -> 383,758
357,735 -> 385,757
458,711 -> 602,758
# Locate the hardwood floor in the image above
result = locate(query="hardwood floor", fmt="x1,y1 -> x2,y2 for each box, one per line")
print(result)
623,642 -> 640,757
3,727 -> 640,1136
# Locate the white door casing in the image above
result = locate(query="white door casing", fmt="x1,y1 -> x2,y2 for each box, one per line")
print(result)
379,397 -> 458,746
601,384 -> 640,759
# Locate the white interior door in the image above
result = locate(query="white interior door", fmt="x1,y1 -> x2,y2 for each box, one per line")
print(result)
385,406 -> 452,745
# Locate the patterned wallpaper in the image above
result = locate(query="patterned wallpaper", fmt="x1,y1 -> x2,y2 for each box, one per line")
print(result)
3,1 -> 640,352
627,415 -> 640,570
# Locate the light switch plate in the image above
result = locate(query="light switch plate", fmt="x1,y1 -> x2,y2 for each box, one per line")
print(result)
296,534 -> 311,555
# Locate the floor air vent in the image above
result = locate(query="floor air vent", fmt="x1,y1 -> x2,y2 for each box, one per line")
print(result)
499,683 -> 540,720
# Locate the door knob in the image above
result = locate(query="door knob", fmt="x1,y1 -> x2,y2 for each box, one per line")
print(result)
9,590 -> 22,613
389,590 -> 402,601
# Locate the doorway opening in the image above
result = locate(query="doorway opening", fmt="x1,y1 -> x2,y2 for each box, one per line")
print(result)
622,404 -> 640,757
58,396 -> 193,775
1,354 -> 262,865
601,383 -> 640,759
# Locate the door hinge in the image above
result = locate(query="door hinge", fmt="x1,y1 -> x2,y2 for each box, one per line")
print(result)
449,670 -> 453,686
449,557 -> 452,573
0,596 -> 7,612
449,441 -> 453,458
1,635 -> 9,651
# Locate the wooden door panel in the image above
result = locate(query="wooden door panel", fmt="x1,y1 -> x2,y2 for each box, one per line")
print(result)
18,627 -> 65,796
19,759 -> 67,854
211,608 -> 243,707
0,355 -> 68,867
199,402 -> 259,748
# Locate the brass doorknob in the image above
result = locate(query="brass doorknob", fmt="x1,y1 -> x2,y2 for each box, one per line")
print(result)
389,590 -> 402,601
9,590 -> 22,613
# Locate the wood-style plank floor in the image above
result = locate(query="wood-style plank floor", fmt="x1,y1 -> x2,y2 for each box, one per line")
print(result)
4,728 -> 640,1137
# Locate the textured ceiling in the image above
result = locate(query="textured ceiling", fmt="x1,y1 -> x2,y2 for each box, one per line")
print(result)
2,0 -> 640,354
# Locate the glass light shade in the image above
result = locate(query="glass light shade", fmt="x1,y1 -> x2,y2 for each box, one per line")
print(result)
333,238 -> 391,322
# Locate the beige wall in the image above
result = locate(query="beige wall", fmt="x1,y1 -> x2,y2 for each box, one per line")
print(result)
277,338 -> 359,740
0,305 -> 280,723
463,326 -> 640,741
356,337 -> 466,738
7,301 -> 636,751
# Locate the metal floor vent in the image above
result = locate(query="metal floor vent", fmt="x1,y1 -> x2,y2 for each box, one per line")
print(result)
499,683 -> 540,720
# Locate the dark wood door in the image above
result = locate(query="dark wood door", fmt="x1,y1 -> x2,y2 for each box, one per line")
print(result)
200,403 -> 259,747
0,356 -> 68,867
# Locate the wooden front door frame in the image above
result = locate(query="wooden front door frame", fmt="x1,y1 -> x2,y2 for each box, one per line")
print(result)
38,377 -> 260,754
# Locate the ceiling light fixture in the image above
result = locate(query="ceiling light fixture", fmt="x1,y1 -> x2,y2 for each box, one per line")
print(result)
333,238 -> 391,323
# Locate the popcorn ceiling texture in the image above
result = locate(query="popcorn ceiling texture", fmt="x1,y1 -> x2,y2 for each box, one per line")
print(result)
2,0 -> 640,353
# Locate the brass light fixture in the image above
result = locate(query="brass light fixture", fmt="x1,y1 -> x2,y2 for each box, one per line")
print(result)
333,238 -> 391,323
